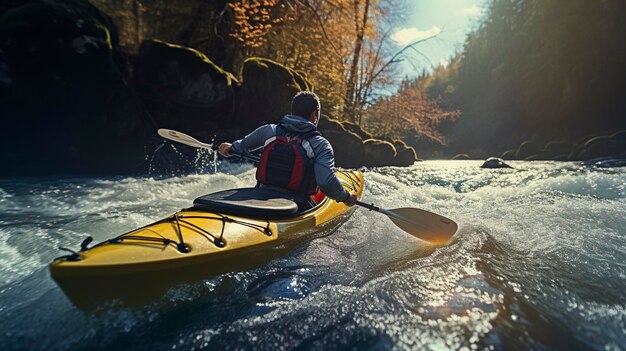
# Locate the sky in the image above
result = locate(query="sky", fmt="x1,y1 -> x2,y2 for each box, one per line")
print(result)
390,0 -> 488,77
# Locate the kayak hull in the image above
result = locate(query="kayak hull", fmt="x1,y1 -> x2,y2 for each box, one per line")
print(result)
49,171 -> 364,307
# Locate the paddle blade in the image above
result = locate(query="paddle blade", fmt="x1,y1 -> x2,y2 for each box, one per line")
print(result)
157,129 -> 212,149
387,207 -> 458,244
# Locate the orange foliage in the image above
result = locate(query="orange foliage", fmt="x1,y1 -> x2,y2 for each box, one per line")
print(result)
227,0 -> 288,48
365,80 -> 459,141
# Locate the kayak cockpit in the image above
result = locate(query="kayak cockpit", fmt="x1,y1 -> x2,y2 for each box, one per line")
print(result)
192,187 -> 327,219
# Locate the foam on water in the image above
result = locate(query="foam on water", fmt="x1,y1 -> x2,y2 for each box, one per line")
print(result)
0,161 -> 625,350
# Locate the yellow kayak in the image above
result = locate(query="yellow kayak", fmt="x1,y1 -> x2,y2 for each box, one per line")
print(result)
50,170 -> 364,306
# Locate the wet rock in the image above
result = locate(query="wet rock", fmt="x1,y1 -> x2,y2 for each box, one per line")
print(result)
318,116 -> 365,168
323,129 -> 365,169
452,153 -> 471,160
542,140 -> 573,159
500,149 -> 517,160
480,157 -> 513,169
0,0 -> 149,175
363,139 -> 397,167
389,139 -> 419,166
133,39 -> 238,131
582,136 -> 619,159
318,116 -> 413,168
572,131 -> 626,160
516,141 -> 541,159
610,130 -> 626,143
341,121 -> 372,140
408,132 -> 447,159
233,58 -> 311,128
584,157 -> 626,168
317,115 -> 344,134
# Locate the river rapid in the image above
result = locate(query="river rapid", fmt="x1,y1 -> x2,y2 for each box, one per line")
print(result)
0,161 -> 624,350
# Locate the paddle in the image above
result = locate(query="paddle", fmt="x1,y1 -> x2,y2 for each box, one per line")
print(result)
157,128 -> 260,162
355,201 -> 457,244
158,128 -> 458,243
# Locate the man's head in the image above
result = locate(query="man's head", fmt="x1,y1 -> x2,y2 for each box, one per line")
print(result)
292,91 -> 321,125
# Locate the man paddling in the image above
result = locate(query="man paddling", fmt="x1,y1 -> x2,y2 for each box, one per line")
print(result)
218,91 -> 357,209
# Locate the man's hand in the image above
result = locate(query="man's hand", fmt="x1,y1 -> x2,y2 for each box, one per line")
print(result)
342,193 -> 357,207
218,142 -> 232,157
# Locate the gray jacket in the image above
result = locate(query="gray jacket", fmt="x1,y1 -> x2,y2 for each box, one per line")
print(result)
230,115 -> 350,201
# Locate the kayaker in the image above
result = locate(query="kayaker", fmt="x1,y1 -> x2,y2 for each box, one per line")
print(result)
218,91 -> 357,209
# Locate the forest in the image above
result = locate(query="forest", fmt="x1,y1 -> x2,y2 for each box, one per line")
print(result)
1,0 -> 625,174
90,0 -> 626,157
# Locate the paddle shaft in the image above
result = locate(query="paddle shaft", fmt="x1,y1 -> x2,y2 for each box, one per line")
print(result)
356,201 -> 380,212
356,201 -> 399,220
356,201 -> 428,229
356,200 -> 394,220
157,128 -> 260,163
235,152 -> 260,163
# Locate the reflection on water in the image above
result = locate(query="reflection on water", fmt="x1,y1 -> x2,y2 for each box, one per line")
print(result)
0,161 -> 625,350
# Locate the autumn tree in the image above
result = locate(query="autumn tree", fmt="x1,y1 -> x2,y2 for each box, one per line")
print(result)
225,0 -> 409,123
364,78 -> 459,141
91,0 -> 434,133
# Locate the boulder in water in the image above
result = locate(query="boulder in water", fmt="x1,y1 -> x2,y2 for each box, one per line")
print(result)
389,139 -> 419,166
363,139 -> 397,167
584,157 -> 626,168
323,129 -> 365,169
341,121 -> 372,140
481,157 -> 513,169
542,140 -> 573,159
516,141 -> 541,159
133,39 -> 238,131
499,149 -> 517,160
452,153 -> 471,160
582,135 -> 625,160
408,132 -> 447,159
134,39 -> 237,108
318,116 -> 365,168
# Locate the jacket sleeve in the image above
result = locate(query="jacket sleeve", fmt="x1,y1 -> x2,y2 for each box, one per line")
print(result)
230,124 -> 278,154
312,138 -> 351,202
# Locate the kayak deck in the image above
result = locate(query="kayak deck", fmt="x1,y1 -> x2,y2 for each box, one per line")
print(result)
49,171 -> 364,307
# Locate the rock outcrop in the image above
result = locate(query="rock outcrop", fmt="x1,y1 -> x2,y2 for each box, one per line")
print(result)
0,0 -> 149,175
317,116 -> 419,168
233,58 -> 311,129
390,139 -> 420,166
0,4 -> 417,176
497,131 -> 626,163
133,39 -> 238,132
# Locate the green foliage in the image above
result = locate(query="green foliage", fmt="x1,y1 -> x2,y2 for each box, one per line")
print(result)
422,0 -> 626,156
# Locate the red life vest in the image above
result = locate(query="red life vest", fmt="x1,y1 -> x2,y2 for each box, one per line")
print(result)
256,130 -> 319,195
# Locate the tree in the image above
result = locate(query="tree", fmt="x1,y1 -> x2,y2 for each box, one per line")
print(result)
425,0 -> 626,155
364,78 -> 459,141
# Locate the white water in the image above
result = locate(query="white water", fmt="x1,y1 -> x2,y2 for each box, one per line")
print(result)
0,161 -> 625,350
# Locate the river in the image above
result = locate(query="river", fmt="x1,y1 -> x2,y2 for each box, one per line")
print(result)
1,161 -> 624,350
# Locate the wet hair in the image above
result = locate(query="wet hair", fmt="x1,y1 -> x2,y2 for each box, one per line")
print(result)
291,91 -> 320,119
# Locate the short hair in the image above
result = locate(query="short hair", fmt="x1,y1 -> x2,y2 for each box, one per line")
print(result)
291,91 -> 320,118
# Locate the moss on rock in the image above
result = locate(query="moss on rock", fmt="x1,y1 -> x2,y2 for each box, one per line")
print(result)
363,139 -> 397,167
